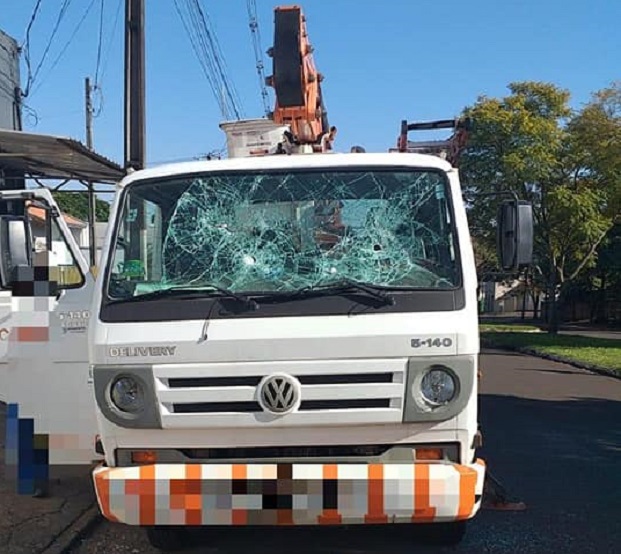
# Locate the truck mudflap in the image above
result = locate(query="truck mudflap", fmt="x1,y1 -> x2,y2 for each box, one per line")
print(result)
92,459 -> 486,526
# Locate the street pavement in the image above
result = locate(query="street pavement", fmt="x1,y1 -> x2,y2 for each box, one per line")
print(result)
67,349 -> 621,553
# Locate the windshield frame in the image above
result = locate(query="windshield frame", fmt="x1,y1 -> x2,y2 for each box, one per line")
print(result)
99,164 -> 466,322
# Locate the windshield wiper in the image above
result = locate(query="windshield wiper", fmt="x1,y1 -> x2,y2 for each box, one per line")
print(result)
256,278 -> 395,307
108,284 -> 259,310
318,278 -> 396,306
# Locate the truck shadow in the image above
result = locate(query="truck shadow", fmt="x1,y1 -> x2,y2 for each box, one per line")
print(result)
177,393 -> 621,553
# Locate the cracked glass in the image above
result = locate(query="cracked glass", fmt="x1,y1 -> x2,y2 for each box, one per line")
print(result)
106,168 -> 459,299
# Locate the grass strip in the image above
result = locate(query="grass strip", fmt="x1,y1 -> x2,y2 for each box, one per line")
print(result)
481,331 -> 621,373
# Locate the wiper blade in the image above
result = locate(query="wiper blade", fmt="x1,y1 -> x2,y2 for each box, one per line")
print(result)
318,278 -> 396,306
256,279 -> 395,306
108,284 -> 259,310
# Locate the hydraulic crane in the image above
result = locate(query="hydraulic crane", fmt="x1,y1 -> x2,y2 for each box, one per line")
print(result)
265,5 -> 329,151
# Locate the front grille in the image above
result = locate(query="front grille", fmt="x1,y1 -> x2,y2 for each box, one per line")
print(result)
168,372 -> 394,388
154,359 -> 406,427
173,398 -> 392,414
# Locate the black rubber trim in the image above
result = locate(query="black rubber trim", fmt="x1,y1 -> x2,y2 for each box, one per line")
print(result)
172,398 -> 391,414
180,444 -> 395,460
168,373 -> 395,388
100,288 -> 465,322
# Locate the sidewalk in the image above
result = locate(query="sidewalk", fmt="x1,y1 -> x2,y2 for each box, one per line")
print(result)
558,324 -> 621,341
0,402 -> 101,554
480,315 -> 621,341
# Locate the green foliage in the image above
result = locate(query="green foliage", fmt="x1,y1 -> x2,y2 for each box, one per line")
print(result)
545,185 -> 611,280
597,224 -> 621,277
460,81 -> 619,330
479,323 -> 541,333
567,82 -> 621,218
53,191 -> 110,222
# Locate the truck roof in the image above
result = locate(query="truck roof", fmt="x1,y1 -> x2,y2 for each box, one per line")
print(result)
118,152 -> 454,188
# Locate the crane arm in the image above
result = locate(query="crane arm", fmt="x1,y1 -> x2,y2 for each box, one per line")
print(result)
266,5 -> 328,147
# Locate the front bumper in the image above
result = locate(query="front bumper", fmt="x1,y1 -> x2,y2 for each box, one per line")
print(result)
92,459 -> 486,526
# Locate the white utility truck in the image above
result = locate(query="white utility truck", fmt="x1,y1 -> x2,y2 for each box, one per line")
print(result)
0,188 -> 104,496
84,148 -> 531,550
0,145 -> 532,549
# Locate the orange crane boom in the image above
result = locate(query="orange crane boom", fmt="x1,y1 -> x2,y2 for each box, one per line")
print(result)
266,5 -> 329,149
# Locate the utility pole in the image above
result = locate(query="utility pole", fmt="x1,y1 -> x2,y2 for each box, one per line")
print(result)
84,77 -> 97,267
124,0 -> 146,170
85,78 -> 94,150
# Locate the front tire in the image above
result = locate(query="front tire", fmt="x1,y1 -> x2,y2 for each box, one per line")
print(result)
145,526 -> 186,552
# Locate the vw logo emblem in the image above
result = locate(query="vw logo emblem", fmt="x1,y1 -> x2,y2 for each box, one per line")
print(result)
257,373 -> 301,414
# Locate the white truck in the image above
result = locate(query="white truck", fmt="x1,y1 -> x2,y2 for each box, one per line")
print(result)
89,147 -> 532,550
0,148 -> 532,550
0,188 -> 104,497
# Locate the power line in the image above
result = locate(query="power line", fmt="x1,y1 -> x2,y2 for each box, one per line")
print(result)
173,0 -> 223,116
94,0 -> 105,86
246,0 -> 270,116
98,0 -> 123,85
21,0 -> 44,49
193,0 -> 244,119
21,0 -> 44,96
30,0 -> 99,97
173,0 -> 244,121
24,0 -> 75,97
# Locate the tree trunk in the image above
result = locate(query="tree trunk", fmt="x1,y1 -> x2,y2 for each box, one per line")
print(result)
533,295 -> 540,320
547,294 -> 557,333
546,276 -> 561,334
597,274 -> 607,323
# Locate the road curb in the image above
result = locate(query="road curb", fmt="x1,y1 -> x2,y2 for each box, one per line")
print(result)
40,503 -> 102,554
481,339 -> 621,380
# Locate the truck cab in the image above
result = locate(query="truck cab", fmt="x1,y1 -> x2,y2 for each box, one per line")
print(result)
0,188 -> 103,496
84,150 -> 532,549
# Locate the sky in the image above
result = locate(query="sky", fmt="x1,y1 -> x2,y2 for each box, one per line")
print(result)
1,0 -> 620,171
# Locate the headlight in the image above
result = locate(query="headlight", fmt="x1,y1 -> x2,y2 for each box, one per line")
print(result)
403,356 -> 475,423
109,376 -> 145,414
94,365 -> 162,428
420,367 -> 457,406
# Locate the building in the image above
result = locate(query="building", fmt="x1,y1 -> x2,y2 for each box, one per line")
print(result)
27,206 -> 109,266
0,29 -> 20,131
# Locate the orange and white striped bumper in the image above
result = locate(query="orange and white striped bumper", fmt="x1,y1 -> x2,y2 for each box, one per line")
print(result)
92,460 -> 486,526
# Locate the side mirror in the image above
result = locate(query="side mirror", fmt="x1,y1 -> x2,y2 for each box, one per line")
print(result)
496,200 -> 533,272
0,215 -> 33,289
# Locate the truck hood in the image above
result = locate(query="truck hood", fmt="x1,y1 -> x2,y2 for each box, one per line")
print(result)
91,310 -> 478,365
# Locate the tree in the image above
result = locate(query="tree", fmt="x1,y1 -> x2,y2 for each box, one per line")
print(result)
53,191 -> 111,222
460,81 -> 619,333
591,223 -> 621,322
567,82 -> 621,219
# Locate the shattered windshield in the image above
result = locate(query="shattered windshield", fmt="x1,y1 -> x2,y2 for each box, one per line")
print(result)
106,168 -> 460,300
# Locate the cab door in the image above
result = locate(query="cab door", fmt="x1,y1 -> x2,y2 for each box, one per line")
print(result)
0,189 -> 102,496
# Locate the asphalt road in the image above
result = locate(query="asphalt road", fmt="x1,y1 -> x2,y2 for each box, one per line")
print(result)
69,349 -> 621,553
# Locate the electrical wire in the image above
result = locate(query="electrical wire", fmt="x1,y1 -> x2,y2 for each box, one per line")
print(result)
173,0 -> 244,121
20,0 -> 44,97
98,0 -> 123,85
25,0 -> 74,97
193,0 -> 244,119
94,0 -> 105,87
173,0 -> 224,117
246,0 -> 271,116
30,0 -> 98,97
